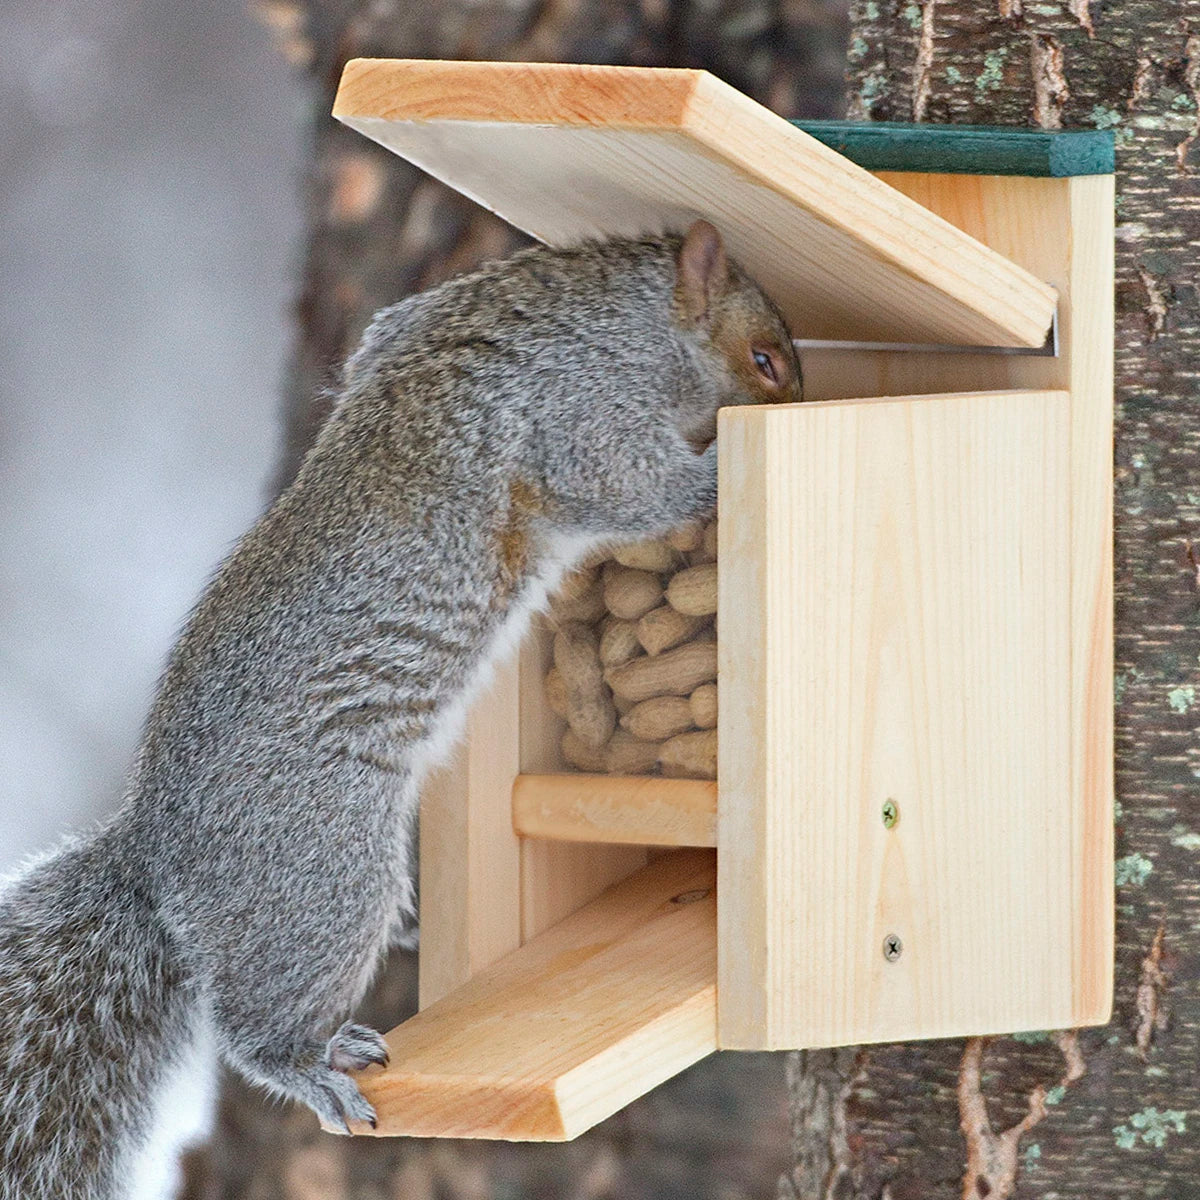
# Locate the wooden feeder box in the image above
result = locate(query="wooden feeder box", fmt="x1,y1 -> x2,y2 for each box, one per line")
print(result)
331,59 -> 1115,1141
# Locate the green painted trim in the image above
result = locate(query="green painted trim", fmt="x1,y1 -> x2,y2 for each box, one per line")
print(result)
792,121 -> 1114,177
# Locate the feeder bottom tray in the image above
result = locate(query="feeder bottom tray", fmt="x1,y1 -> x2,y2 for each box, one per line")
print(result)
354,849 -> 716,1141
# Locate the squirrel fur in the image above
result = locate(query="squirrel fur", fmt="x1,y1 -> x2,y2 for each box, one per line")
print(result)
0,220 -> 801,1199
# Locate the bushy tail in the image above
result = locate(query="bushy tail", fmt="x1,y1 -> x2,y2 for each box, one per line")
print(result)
0,824 -> 192,1200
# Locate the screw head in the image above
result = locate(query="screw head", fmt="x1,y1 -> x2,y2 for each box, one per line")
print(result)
882,800 -> 898,829
671,888 -> 711,906
883,934 -> 903,962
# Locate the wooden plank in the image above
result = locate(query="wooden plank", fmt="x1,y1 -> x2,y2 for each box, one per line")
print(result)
1062,175 -> 1116,1027
520,837 -> 649,942
717,389 -> 1076,1049
513,773 -> 717,847
798,175 -> 1073,403
356,849 -> 717,1140
332,58 -> 1056,348
794,121 -> 1114,177
418,655 -> 523,1009
517,618 -> 647,940
798,172 -> 1115,1028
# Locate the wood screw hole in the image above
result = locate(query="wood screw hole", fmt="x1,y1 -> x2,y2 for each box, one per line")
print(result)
882,800 -> 898,829
671,888 -> 711,905
883,934 -> 903,962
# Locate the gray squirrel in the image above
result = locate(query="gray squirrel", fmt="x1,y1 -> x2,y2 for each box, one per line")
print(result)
0,219 -> 801,1199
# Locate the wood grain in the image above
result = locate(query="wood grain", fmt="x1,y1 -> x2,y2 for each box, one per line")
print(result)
418,655 -> 523,1009
799,172 -> 1115,1029
332,58 -> 1056,348
717,389 -> 1078,1049
1062,175 -> 1116,1028
513,773 -> 717,847
358,850 -> 717,1140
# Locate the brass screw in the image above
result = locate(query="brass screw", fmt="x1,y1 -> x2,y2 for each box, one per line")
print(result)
882,800 -> 898,829
883,934 -> 903,962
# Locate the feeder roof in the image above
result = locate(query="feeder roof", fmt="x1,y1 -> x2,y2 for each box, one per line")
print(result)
333,59 -> 1060,348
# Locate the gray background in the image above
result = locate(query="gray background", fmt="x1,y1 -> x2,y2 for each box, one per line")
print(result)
0,0 -> 306,871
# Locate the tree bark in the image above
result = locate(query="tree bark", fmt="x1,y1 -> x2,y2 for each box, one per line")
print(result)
180,3 -> 849,1196
775,4 -> 1200,1198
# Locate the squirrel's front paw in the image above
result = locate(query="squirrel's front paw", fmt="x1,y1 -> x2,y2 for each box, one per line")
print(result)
306,1022 -> 388,1134
308,1067 -> 379,1135
303,1023 -> 390,1134
326,1021 -> 390,1073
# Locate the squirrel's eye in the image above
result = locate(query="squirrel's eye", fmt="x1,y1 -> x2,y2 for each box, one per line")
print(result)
752,348 -> 779,384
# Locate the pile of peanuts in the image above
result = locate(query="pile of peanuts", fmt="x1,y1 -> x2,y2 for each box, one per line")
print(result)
543,520 -> 718,780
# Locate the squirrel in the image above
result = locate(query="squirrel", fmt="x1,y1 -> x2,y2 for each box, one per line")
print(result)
0,219 -> 801,1199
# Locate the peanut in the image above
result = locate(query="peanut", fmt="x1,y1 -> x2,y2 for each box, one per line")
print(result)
620,695 -> 694,742
659,728 -> 717,780
605,640 -> 717,703
689,520 -> 717,565
598,618 -> 642,668
605,729 -> 662,774
544,668 -> 568,719
666,563 -> 717,616
602,565 -> 664,621
554,622 -> 616,749
637,605 -> 707,656
689,682 -> 718,729
611,538 -> 680,572
666,520 -> 705,553
550,566 -> 606,623
561,729 -> 609,773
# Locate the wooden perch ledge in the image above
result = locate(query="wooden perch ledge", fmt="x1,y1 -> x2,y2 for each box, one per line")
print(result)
354,849 -> 717,1140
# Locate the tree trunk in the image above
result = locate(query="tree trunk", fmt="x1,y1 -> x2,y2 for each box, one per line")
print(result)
180,3 -> 849,1197
776,5 -> 1200,1198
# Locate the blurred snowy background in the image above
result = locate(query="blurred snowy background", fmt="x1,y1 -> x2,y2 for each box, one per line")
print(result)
0,0 -> 306,872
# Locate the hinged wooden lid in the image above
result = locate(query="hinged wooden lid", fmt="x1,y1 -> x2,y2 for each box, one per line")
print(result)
332,59 -> 1057,348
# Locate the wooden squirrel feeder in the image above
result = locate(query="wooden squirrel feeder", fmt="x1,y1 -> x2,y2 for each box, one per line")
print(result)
331,58 -> 1115,1140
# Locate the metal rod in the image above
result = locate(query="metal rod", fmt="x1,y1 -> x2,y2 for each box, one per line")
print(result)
793,310 -> 1059,358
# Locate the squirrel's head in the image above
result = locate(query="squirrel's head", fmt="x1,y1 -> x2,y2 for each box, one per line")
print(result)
669,220 -> 803,450
509,221 -> 803,541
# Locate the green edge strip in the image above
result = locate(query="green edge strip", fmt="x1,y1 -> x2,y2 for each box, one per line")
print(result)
792,121 -> 1115,177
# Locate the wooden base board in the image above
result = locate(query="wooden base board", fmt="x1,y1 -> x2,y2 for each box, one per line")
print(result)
357,850 -> 717,1140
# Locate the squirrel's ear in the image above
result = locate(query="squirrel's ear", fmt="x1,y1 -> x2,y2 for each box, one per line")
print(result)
674,219 -> 728,325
